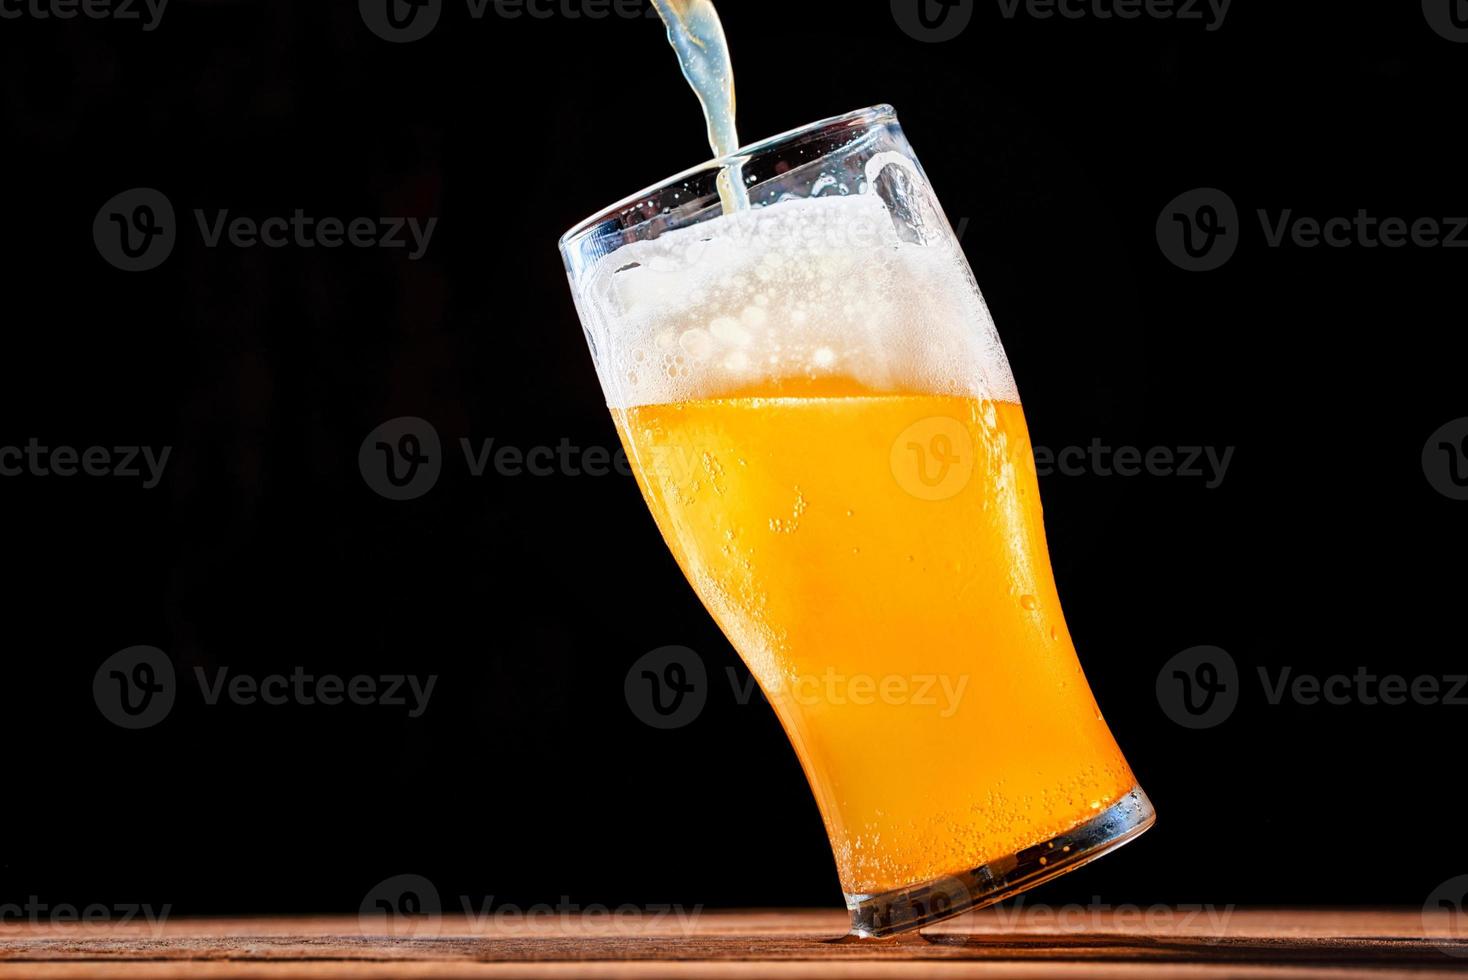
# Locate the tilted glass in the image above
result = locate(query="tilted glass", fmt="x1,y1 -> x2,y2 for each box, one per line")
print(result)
561,105 -> 1154,938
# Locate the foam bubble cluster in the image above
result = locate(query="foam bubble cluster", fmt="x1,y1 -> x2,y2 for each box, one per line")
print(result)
581,189 -> 1019,408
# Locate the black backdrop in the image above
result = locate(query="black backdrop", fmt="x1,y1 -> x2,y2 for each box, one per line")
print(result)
2,0 -> 1465,917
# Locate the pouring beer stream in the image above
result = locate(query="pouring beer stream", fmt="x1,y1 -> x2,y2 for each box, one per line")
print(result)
649,0 -> 748,212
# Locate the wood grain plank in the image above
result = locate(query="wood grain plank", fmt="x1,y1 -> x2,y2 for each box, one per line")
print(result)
1,910 -> 1463,978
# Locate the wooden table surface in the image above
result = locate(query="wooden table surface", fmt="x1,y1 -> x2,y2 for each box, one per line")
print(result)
2,909 -> 1465,978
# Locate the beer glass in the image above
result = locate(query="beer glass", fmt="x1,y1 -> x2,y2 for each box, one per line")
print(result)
559,105 -> 1154,938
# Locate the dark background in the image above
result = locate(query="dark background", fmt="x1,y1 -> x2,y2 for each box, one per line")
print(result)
2,0 -> 1464,916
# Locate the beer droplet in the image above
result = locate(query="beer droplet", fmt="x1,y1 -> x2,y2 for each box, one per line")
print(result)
1020,594 -> 1039,611
1049,626 -> 1059,642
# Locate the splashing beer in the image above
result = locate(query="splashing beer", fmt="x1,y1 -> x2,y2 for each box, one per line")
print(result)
561,2 -> 1153,940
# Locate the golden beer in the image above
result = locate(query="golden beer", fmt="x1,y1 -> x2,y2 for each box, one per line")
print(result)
562,106 -> 1152,936
615,380 -> 1137,898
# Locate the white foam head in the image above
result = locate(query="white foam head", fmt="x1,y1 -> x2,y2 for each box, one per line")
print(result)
579,177 -> 1019,409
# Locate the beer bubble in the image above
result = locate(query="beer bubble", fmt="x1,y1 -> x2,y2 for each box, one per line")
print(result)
709,316 -> 751,345
680,329 -> 714,359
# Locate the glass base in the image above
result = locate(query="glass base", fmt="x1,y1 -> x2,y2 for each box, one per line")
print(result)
845,786 -> 1156,939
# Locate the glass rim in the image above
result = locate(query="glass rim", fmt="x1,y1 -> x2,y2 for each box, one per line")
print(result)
558,103 -> 899,250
